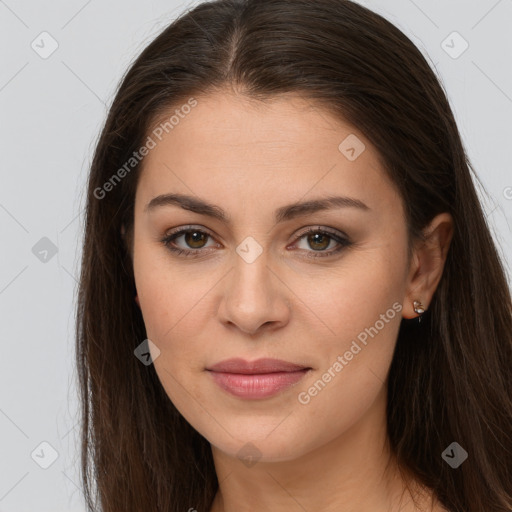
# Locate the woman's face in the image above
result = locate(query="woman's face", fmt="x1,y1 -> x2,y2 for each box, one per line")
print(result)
132,91 -> 413,462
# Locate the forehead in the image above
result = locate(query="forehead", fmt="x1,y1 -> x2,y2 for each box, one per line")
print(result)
136,91 -> 401,217
146,91 -> 366,161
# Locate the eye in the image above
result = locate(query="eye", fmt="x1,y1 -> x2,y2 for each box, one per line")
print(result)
161,226 -> 217,257
289,226 -> 352,258
160,225 -> 352,259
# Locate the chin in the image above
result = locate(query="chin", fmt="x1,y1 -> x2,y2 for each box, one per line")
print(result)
204,422 -> 313,464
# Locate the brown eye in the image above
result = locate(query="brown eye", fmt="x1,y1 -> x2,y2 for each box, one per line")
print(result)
291,227 -> 352,258
306,232 -> 331,251
183,230 -> 209,249
161,226 -> 217,257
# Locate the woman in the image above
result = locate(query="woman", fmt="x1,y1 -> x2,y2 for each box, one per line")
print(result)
75,1 -> 512,511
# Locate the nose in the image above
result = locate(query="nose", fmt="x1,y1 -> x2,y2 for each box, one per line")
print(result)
217,248 -> 291,336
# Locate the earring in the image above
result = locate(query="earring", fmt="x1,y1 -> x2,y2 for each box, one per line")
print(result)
413,300 -> 425,323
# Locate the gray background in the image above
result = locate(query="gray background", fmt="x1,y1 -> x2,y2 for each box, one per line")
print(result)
0,0 -> 511,510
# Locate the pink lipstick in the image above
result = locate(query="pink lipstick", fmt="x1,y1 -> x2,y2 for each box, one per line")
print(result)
206,358 -> 311,399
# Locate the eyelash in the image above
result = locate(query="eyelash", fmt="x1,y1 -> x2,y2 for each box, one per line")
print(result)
160,225 -> 352,259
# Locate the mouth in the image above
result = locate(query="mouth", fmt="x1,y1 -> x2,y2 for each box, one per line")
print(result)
206,358 -> 312,399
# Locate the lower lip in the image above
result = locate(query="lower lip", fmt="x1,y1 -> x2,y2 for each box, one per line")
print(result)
207,369 -> 310,399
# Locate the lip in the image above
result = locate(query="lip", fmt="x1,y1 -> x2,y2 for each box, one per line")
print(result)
207,357 -> 310,374
206,358 -> 312,399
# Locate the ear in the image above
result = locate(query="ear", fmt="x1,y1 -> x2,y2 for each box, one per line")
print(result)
135,294 -> 140,308
402,212 -> 454,319
120,223 -> 126,237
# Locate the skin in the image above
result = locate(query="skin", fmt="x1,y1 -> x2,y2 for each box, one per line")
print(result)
129,90 -> 453,512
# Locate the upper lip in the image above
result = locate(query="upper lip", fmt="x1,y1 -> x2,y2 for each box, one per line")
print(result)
206,358 -> 311,374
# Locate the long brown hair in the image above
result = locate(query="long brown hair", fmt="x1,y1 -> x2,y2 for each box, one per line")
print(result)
75,1 -> 512,510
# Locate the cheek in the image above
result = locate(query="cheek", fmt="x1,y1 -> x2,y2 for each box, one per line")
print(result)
284,305 -> 402,458
133,251 -> 219,401
285,249 -> 404,424
136,275 -> 211,365
288,244 -> 405,343
134,263 -> 212,419
133,242 -> 208,340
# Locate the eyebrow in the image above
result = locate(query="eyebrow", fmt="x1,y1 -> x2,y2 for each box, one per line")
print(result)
144,192 -> 370,224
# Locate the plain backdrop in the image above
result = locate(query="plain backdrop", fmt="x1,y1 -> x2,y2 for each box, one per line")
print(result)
0,0 -> 511,510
